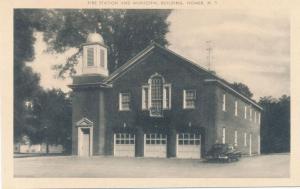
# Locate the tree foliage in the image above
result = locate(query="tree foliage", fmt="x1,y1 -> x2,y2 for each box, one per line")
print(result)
42,9 -> 171,76
14,9 -> 44,142
259,95 -> 290,153
30,89 -> 72,151
230,82 -> 253,98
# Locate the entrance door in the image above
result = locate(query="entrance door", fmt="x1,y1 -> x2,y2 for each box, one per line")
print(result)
144,133 -> 167,158
177,133 -> 201,159
80,128 -> 90,157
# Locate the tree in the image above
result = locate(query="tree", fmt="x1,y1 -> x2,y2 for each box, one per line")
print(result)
42,9 -> 171,76
230,82 -> 253,98
14,9 -> 45,142
259,95 -> 290,153
30,89 -> 72,153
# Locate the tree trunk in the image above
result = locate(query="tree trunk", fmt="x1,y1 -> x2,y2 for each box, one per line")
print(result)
46,137 -> 49,154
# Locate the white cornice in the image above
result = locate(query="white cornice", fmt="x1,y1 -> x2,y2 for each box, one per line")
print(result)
204,79 -> 263,110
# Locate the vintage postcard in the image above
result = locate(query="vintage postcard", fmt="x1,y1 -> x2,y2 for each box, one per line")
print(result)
1,0 -> 300,188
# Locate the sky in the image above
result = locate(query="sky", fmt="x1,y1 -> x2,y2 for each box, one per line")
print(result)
27,9 -> 290,100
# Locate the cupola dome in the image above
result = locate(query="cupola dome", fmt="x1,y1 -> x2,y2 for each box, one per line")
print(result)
79,31 -> 108,77
86,32 -> 104,44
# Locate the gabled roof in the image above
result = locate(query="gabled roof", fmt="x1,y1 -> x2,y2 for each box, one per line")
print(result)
103,42 -> 262,110
76,117 -> 93,127
104,42 -> 216,83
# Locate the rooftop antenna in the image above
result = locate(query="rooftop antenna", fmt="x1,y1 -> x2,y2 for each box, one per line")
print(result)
206,40 -> 213,71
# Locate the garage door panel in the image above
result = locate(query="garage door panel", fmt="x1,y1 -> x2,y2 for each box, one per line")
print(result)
114,144 -> 135,157
114,133 -> 135,157
177,133 -> 201,159
144,133 -> 167,158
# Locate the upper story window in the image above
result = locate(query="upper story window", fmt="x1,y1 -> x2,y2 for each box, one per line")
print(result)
150,75 -> 163,116
222,127 -> 226,144
87,47 -> 94,66
244,106 -> 247,119
249,107 -> 252,121
119,93 -> 130,111
234,101 -> 238,116
234,130 -> 238,146
142,73 -> 171,117
183,89 -> 196,109
222,94 -> 226,111
254,111 -> 257,123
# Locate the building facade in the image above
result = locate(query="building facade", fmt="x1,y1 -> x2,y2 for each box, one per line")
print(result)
70,33 -> 262,158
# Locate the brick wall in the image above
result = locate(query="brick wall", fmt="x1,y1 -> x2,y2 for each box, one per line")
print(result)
104,50 -> 217,155
214,86 -> 261,155
71,48 -> 261,157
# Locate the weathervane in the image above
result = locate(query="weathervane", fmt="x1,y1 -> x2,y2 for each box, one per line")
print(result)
206,40 -> 213,71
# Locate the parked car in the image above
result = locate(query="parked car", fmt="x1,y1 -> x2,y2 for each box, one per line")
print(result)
205,143 -> 242,162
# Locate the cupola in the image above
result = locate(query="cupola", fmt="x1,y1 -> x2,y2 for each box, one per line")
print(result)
80,32 -> 108,76
86,32 -> 104,44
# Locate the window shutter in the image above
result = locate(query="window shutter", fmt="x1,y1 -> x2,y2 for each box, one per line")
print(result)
222,94 -> 226,111
163,84 -> 171,109
163,86 -> 166,109
119,93 -> 122,111
142,85 -> 149,110
222,127 -> 226,144
183,90 -> 186,109
235,101 -> 238,116
234,130 -> 238,146
87,47 -> 94,66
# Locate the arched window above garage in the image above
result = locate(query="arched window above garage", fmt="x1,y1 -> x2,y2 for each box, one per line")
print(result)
142,73 -> 171,117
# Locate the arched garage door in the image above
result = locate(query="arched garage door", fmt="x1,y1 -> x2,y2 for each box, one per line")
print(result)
144,133 -> 167,158
114,133 -> 135,157
177,133 -> 201,159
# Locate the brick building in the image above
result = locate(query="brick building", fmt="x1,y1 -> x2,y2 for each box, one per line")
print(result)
69,32 -> 262,158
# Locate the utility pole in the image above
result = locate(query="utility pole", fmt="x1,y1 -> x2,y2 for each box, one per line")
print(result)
206,41 -> 213,71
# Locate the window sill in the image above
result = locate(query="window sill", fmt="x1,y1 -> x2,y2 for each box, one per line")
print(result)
183,107 -> 195,110
142,108 -> 171,111
149,115 -> 164,118
119,109 -> 130,112
86,65 -> 97,68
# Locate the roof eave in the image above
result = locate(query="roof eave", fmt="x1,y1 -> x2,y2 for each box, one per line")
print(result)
104,43 -> 156,83
204,79 -> 263,110
68,82 -> 112,89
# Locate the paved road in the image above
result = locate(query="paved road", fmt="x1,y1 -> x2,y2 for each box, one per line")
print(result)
14,153 -> 289,178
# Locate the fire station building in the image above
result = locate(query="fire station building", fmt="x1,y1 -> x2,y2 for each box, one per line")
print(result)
70,32 -> 262,158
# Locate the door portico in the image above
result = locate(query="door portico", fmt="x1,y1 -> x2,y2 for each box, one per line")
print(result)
76,117 -> 94,157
